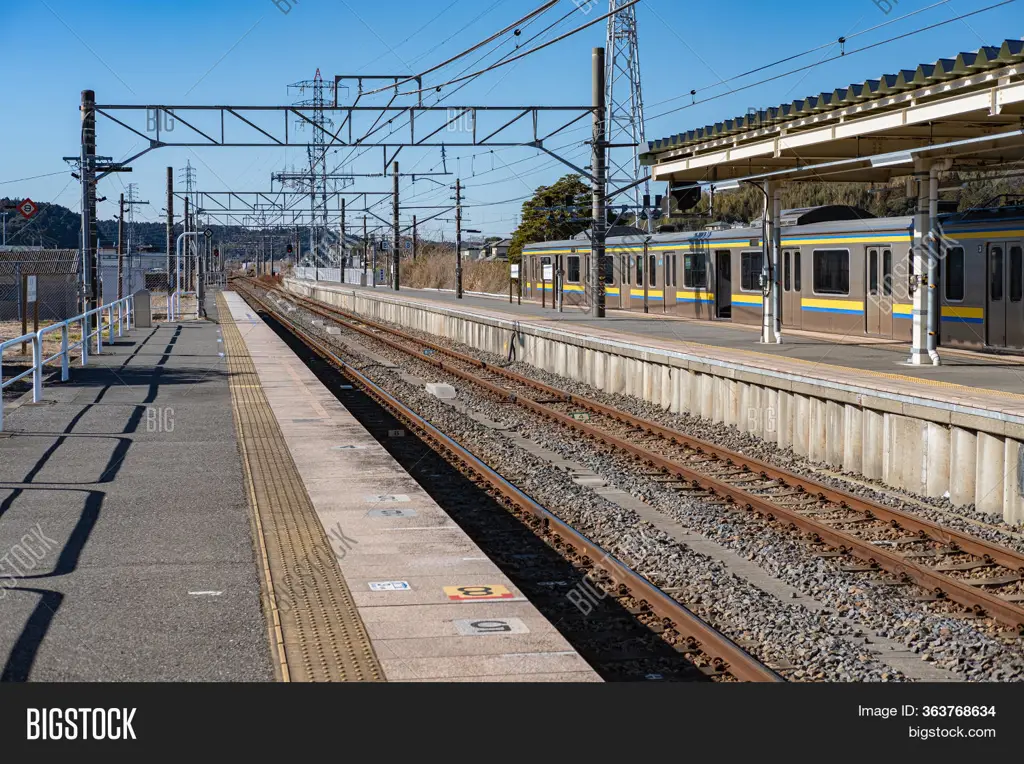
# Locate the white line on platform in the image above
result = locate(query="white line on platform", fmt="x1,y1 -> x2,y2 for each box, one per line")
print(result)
188,591 -> 224,596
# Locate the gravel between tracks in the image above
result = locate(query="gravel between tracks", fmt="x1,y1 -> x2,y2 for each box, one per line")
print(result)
264,289 -> 1024,681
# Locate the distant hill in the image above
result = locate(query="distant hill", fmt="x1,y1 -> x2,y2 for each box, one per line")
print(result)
0,199 -> 370,255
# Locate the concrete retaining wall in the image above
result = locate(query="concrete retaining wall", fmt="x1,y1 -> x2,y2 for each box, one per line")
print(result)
286,278 -> 1024,526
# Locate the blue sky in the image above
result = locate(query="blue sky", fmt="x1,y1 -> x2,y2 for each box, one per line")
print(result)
0,0 -> 1019,242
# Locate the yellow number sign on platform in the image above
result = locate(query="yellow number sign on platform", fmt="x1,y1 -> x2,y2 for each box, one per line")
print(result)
443,585 -> 514,601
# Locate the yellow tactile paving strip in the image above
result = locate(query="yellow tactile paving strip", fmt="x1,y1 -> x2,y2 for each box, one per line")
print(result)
219,293 -> 384,682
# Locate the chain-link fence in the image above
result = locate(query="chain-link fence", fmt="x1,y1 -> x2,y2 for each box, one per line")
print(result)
0,250 -> 80,327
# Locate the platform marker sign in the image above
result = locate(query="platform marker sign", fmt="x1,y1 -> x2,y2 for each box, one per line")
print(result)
367,508 -> 418,518
444,585 -> 514,601
454,618 -> 529,636
17,198 -> 38,219
366,494 -> 410,503
368,581 -> 410,592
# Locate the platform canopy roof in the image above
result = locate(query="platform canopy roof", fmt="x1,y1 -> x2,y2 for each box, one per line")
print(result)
640,40 -> 1024,185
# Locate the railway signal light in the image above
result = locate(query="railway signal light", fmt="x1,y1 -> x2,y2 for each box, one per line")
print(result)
668,183 -> 701,213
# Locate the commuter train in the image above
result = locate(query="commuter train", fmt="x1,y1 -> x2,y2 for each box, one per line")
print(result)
520,204 -> 1024,352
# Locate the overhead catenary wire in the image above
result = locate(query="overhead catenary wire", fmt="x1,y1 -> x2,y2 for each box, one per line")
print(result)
394,0 -> 641,98
646,0 -> 1019,123
329,0 -> 577,176
646,0 -> 1004,110
325,5 -> 592,227
355,0 -> 465,73
360,0 -> 562,97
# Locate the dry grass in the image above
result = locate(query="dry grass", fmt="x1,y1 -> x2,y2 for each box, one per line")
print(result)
151,292 -> 198,320
257,274 -> 283,288
401,255 -> 510,294
1,318 -> 85,377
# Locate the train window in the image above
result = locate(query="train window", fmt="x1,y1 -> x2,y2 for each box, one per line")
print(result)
667,254 -> 676,287
635,255 -> 643,286
991,246 -> 1004,302
567,256 -> 581,283
1012,246 -> 1023,303
684,253 -> 707,289
740,252 -> 762,292
604,255 -> 614,284
945,247 -> 965,301
868,250 -> 878,296
882,249 -> 892,296
649,255 -> 657,287
794,252 -> 802,291
812,250 -> 849,295
625,256 -> 631,285
783,252 -> 791,292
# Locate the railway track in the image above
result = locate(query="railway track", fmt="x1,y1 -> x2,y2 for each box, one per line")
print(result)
236,280 -> 783,683
247,279 -> 1024,635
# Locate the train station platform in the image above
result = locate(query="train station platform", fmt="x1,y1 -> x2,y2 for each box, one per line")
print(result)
0,299 -> 272,681
287,278 -> 1024,526
0,289 -> 598,682
219,291 -> 597,682
344,284 -> 1024,396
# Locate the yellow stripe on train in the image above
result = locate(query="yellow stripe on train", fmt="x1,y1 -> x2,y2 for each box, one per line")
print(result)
893,303 -> 913,317
941,306 -> 984,323
676,291 -> 715,303
801,298 -> 864,315
731,293 -> 763,305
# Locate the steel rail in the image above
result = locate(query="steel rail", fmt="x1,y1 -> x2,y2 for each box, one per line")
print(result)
236,281 -> 784,682
260,282 -> 1024,632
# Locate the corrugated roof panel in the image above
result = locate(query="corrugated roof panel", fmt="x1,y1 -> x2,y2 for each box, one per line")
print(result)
644,40 -> 1024,160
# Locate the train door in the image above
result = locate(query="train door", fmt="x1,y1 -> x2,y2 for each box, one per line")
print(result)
715,250 -> 732,319
664,252 -> 677,313
649,251 -> 664,312
987,240 -> 1024,349
618,255 -> 629,309
782,249 -> 802,329
865,246 -> 893,337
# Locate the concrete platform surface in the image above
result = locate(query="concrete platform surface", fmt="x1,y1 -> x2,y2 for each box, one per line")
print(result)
222,291 -> 600,682
0,297 -> 273,681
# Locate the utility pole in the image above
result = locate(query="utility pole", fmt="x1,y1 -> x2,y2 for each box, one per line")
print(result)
117,194 -> 125,300
392,161 -> 400,290
455,178 -> 463,299
370,233 -> 377,288
166,167 -> 174,294
362,216 -> 368,285
182,196 -> 190,294
340,197 -> 346,268
591,47 -> 608,318
412,215 -> 418,260
80,89 -> 98,315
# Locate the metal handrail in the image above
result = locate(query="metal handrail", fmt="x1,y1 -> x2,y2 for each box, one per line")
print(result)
169,290 -> 199,321
1,295 -> 134,432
